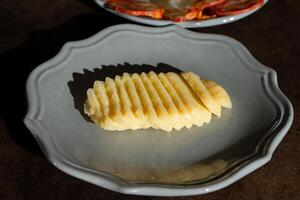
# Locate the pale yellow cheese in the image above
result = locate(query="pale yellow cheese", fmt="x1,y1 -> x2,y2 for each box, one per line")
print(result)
202,79 -> 232,108
182,72 -> 222,117
147,71 -> 183,130
165,72 -> 211,125
84,71 -> 231,132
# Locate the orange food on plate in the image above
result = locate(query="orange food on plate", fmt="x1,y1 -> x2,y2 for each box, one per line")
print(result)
164,0 -> 225,22
210,0 -> 264,16
106,0 -> 164,19
105,0 -> 265,22
192,0 -> 226,20
164,8 -> 198,22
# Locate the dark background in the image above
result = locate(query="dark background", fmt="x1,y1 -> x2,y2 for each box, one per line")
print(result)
0,0 -> 299,199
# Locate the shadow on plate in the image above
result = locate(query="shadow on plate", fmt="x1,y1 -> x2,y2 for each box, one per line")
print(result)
68,63 -> 182,121
0,13 -> 128,156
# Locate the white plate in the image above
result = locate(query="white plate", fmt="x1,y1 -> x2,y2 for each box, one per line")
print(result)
24,24 -> 293,196
94,0 -> 268,28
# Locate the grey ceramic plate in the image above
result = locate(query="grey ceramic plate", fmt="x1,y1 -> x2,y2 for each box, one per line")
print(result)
95,0 -> 268,28
24,24 -> 293,196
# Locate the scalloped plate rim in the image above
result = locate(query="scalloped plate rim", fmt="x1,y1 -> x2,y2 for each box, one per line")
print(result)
24,24 -> 293,196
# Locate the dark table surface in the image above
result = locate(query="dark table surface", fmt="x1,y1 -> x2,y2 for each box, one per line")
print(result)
1,0 -> 299,199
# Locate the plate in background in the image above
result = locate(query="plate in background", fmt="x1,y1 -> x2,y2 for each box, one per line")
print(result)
24,24 -> 293,196
94,0 -> 269,28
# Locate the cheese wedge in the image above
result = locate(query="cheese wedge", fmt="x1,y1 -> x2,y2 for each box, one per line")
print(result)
157,72 -> 194,129
131,73 -> 172,132
202,79 -> 232,108
182,72 -> 221,117
165,72 -> 211,125
92,81 -> 125,130
148,71 -> 183,130
122,73 -> 149,128
115,75 -> 141,129
84,71 -> 231,132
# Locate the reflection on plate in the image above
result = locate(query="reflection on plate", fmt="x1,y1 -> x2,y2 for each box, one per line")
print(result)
74,145 -> 228,183
94,0 -> 269,28
24,24 -> 293,196
74,145 -> 228,184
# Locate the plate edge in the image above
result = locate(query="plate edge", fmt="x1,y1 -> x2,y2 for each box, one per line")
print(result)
23,24 -> 294,197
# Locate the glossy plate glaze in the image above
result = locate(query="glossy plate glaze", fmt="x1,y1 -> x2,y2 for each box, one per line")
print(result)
24,24 -> 293,196
94,0 -> 268,28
